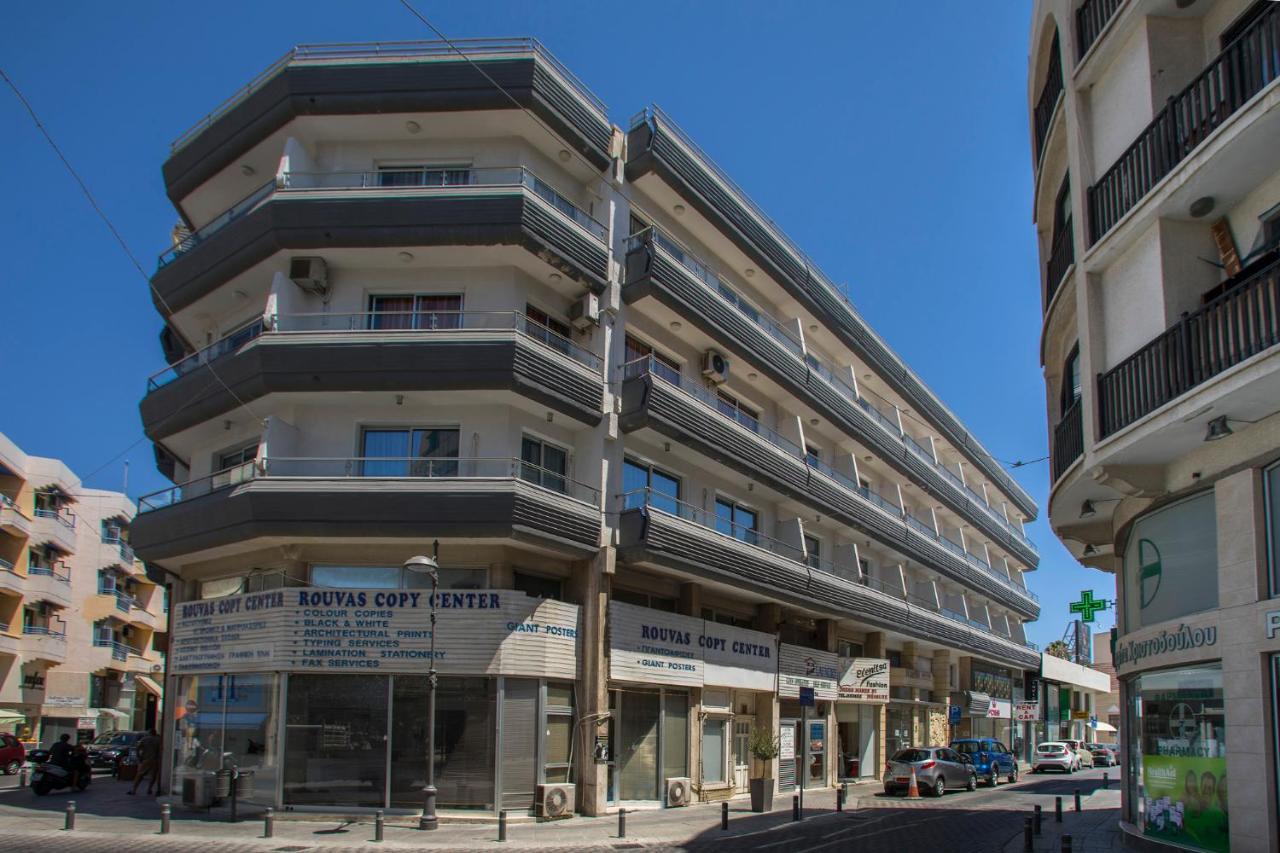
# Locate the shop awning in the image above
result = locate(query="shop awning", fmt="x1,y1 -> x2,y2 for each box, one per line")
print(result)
0,710 -> 26,725
94,708 -> 128,720
965,691 -> 991,716
134,675 -> 162,696
1091,720 -> 1117,732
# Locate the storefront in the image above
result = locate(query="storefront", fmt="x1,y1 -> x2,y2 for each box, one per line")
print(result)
835,657 -> 888,781
957,662 -> 1014,745
606,601 -> 776,804
777,643 -> 838,791
167,587 -> 580,813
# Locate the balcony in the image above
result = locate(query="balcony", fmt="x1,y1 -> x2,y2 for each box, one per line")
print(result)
163,39 -> 613,203
625,110 -> 1037,521
1098,257 -> 1280,438
1087,4 -> 1280,244
619,358 -> 1039,616
0,628 -> 20,658
623,228 -> 1039,567
152,166 -> 609,315
1045,219 -> 1075,310
131,456 -> 601,562
1076,0 -> 1124,61
32,508 -> 77,554
616,490 -> 1038,668
100,535 -> 136,567
1033,32 -> 1064,166
92,638 -> 138,664
0,495 -> 33,539
141,308 -> 605,440
22,625 -> 67,664
1052,398 -> 1084,483
26,564 -> 73,608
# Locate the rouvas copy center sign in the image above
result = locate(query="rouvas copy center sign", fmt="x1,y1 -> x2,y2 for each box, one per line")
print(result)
171,589 -> 580,680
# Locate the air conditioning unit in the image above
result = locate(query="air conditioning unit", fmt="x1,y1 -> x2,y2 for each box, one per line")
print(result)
568,293 -> 600,329
535,783 -> 575,819
665,776 -> 692,808
701,349 -> 729,384
289,256 -> 330,298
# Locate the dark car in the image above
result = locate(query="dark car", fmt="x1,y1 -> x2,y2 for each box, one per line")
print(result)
86,731 -> 144,773
1087,742 -> 1118,767
0,734 -> 24,775
950,737 -> 1019,786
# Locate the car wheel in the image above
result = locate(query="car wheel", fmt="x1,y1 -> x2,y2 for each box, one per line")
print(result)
933,777 -> 946,797
1008,766 -> 1019,784
989,769 -> 999,787
966,773 -> 977,791
3,760 -> 19,775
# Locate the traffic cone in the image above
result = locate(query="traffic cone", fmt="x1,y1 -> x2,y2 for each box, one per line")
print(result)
907,766 -> 921,799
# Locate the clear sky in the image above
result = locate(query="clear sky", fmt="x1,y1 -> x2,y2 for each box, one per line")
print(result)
0,1 -> 1115,649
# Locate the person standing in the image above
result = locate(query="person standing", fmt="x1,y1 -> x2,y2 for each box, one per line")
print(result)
128,729 -> 162,796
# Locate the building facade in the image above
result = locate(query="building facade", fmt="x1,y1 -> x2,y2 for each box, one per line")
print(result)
135,38 -> 1042,817
1028,1 -> 1280,851
0,433 -> 166,748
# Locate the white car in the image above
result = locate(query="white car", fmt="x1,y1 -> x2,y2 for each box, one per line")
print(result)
1032,741 -> 1079,773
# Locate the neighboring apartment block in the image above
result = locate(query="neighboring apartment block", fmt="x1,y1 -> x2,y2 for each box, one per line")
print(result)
1029,1 -> 1279,851
0,433 -> 165,748
134,39 -> 1041,817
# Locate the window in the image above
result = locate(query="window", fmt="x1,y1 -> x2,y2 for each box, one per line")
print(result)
101,519 -> 124,542
524,304 -> 574,357
804,534 -> 821,569
376,164 -> 471,187
544,681 -> 574,784
512,571 -> 562,601
702,718 -> 727,784
1062,344 -> 1081,413
1053,176 -> 1072,241
625,335 -> 680,385
214,443 -> 258,489
700,607 -> 753,629
218,443 -> 257,471
622,458 -> 681,515
310,564 -> 486,590
715,390 -> 759,431
714,497 -> 758,545
837,639 -> 864,658
805,444 -> 821,468
629,213 -> 649,236
520,436 -> 568,494
613,588 -> 676,612
360,427 -> 460,477
1267,460 -> 1280,596
368,293 -> 462,330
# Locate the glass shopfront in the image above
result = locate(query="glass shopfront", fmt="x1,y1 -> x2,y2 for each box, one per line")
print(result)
836,703 -> 879,780
172,673 -> 280,805
608,687 -> 689,803
1126,664 -> 1227,853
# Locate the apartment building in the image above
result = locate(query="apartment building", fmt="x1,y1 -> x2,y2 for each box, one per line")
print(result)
0,433 -> 165,748
1029,1 -> 1280,850
133,38 -> 1041,817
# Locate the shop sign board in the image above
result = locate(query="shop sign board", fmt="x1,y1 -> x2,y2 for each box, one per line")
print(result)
987,698 -> 1012,718
1014,702 -> 1040,722
1071,709 -> 1091,720
778,644 -> 839,701
608,602 -> 776,690
837,657 -> 890,703
171,588 -> 580,680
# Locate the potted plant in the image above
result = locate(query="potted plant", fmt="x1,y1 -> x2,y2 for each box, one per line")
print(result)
747,725 -> 779,812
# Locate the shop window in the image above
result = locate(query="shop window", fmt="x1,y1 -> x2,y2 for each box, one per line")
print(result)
512,571 -> 562,601
622,458 -> 681,514
360,427 -> 459,477
199,576 -> 244,599
520,436 -> 568,494
172,674 -> 279,804
702,718 -> 727,784
613,587 -> 677,612
1266,460 -> 1280,596
1122,491 -> 1218,631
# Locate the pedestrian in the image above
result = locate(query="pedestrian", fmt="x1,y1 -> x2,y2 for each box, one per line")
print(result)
128,729 -> 162,796
49,733 -> 73,769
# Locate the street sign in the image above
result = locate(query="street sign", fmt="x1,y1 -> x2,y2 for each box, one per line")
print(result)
948,705 -> 962,725
1069,590 -> 1108,623
799,686 -> 815,707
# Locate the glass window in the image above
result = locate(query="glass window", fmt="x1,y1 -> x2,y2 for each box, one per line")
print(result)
311,565 -> 402,588
662,692 -> 689,781
805,445 -> 821,468
1122,492 -> 1218,631
368,293 -> 463,330
715,390 -> 759,431
1266,461 -> 1280,596
524,304 -> 574,357
702,718 -> 727,784
361,427 -> 459,477
624,335 -> 680,385
612,588 -> 677,612
392,676 -> 495,810
376,165 -> 471,188
512,571 -> 562,601
715,498 -> 758,545
520,437 -> 568,494
284,674 -> 388,807
545,711 -> 573,784
804,534 -> 821,569
622,458 -> 681,514
218,443 -> 258,472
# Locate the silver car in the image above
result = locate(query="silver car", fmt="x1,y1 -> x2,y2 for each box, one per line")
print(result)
883,746 -> 977,796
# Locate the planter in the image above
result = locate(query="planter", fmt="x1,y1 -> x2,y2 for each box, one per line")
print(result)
749,777 -> 774,813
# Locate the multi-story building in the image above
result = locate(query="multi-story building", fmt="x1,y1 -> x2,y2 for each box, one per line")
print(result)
134,38 -> 1041,817
0,432 -> 165,748
1029,1 -> 1280,850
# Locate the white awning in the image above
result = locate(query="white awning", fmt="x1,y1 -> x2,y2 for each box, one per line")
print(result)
1091,720 -> 1117,732
94,708 -> 128,720
0,710 -> 26,724
134,675 -> 162,696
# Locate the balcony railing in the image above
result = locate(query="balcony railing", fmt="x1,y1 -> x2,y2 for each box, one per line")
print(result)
1076,0 -> 1124,60
1033,32 -> 1064,163
629,227 -> 1038,556
34,507 -> 76,529
159,179 -> 274,265
138,456 -> 600,513
1098,257 -> 1280,437
1052,398 -> 1084,482
1087,4 -> 1280,243
28,564 -> 71,584
93,637 -> 137,662
146,319 -> 265,390
23,625 -> 66,640
0,558 -> 13,572
100,535 -> 136,564
1046,219 -> 1075,308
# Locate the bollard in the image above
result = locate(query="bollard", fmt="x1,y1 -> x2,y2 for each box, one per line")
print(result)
263,807 -> 273,839
618,807 -> 626,838
375,809 -> 384,842
1034,804 -> 1042,835
1023,817 -> 1034,852
160,803 -> 171,835
64,801 -> 75,831
721,801 -> 729,831
1074,788 -> 1082,812
1063,833 -> 1073,853
792,793 -> 800,822
498,809 -> 507,842
836,786 -> 844,812
1103,772 -> 1109,789
19,766 -> 30,787
1055,796 -> 1063,822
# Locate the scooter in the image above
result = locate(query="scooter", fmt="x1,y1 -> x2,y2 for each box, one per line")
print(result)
30,761 -> 91,796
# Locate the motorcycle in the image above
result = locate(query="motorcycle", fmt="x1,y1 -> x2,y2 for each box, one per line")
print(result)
30,761 -> 91,796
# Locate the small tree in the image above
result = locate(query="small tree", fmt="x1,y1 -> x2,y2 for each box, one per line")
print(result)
1046,640 -> 1071,660
748,725 -> 779,778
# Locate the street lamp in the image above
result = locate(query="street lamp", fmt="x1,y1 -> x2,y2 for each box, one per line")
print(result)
404,540 -> 440,831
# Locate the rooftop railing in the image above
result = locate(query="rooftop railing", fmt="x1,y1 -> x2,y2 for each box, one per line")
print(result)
170,38 -> 608,153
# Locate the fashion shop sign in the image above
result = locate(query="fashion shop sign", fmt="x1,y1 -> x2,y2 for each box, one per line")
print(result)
171,588 -> 579,679
608,601 -> 777,690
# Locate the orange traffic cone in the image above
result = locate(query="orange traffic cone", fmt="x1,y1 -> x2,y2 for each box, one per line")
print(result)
907,766 -> 921,799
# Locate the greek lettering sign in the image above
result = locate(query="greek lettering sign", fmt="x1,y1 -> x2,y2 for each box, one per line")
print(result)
607,602 -> 776,689
171,588 -> 579,679
837,657 -> 890,703
1113,623 -> 1218,668
778,644 -> 839,701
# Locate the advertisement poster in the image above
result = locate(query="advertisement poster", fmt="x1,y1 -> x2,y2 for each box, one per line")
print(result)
779,725 -> 795,761
1141,754 -> 1229,853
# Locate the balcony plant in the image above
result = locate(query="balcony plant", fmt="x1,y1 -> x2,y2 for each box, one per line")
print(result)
748,725 -> 779,812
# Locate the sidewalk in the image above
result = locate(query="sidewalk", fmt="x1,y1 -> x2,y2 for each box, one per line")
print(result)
1001,788 -> 1125,853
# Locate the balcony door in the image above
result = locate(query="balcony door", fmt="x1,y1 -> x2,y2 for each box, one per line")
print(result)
361,427 -> 460,477
368,294 -> 462,331
714,497 -> 759,545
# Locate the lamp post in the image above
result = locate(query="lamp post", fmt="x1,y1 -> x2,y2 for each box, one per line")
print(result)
404,541 -> 440,831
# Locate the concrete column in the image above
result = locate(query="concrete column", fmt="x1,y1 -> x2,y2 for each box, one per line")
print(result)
864,631 -> 886,658
902,642 -> 918,670
815,619 -> 837,653
753,602 -> 782,791
569,550 -> 611,816
933,650 -> 952,706
678,582 -> 701,617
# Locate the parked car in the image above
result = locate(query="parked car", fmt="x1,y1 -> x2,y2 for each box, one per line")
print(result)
883,746 -> 978,797
1062,739 -> 1095,769
1032,741 -> 1079,773
0,734 -> 25,775
950,737 -> 1019,786
86,731 -> 145,774
1087,742 -> 1118,767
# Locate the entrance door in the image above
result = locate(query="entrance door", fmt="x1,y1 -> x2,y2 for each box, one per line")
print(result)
617,691 -> 661,802
804,719 -> 826,789
778,718 -> 798,791
732,719 -> 751,791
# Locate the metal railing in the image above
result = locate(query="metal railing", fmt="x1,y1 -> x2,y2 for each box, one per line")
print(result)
28,564 -> 71,583
1097,257 -> 1280,437
23,625 -> 66,640
170,38 -> 607,153
146,319 -> 265,390
0,558 -> 13,573
1087,4 -> 1280,243
1033,32 -> 1064,163
138,456 -> 599,513
34,507 -> 76,529
93,637 -> 137,661
1045,218 -> 1075,307
158,179 -> 274,265
1076,0 -> 1125,60
1052,398 -> 1084,482
100,535 -> 136,564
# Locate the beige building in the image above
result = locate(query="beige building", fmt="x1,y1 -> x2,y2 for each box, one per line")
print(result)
1028,1 -> 1280,851
0,432 -> 165,747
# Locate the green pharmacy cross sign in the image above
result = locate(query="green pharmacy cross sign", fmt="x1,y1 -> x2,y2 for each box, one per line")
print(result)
1069,590 -> 1109,623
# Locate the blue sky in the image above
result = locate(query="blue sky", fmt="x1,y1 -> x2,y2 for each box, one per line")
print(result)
0,1 -> 1115,648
